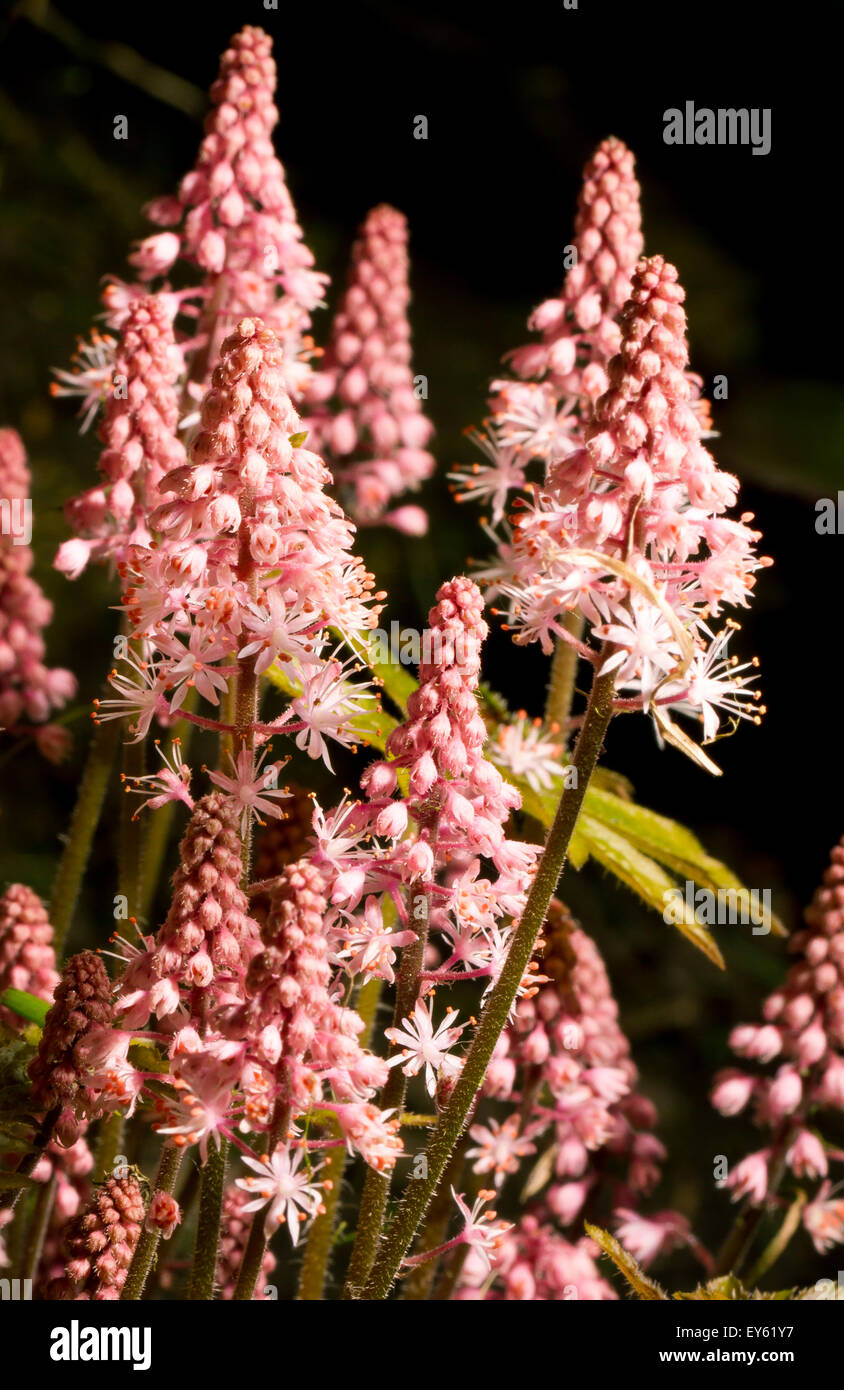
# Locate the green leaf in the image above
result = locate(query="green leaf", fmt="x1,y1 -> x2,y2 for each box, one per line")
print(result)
289,430 -> 309,448
674,1276 -> 798,1301
578,814 -> 725,969
0,989 -> 49,1026
584,787 -> 785,937
0,1135 -> 38,1156
128,1041 -> 169,1074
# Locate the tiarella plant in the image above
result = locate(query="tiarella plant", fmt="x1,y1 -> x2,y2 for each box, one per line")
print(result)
0,24 -> 828,1305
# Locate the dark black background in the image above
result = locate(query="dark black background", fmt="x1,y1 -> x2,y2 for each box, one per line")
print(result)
1,0 -> 842,1292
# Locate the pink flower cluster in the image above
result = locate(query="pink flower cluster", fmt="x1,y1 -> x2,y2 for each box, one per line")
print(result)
53,28 -> 433,538
133,25 -> 327,401
452,137 -> 643,527
712,835 -> 844,1252
305,204 -> 434,530
98,317 -> 379,787
233,858 -> 400,1169
49,1174 -> 145,1299
306,578 -> 541,1103
119,791 -> 261,1033
110,809 -> 400,1224
0,883 -> 59,1028
457,1216 -> 616,1301
56,297 -> 186,580
0,428 -> 75,752
28,950 -> 115,1147
497,255 -> 770,753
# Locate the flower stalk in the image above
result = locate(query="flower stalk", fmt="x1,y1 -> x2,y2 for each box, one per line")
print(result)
121,1142 -> 183,1301
49,714 -> 122,954
188,1140 -> 228,1300
359,663 -> 617,1298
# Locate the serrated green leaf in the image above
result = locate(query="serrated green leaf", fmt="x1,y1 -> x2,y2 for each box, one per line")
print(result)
674,1276 -> 797,1301
675,1275 -> 746,1300
578,814 -> 725,968
584,787 -> 785,937
1,989 -> 49,1026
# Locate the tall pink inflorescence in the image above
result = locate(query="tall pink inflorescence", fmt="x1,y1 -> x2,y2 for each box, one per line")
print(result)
118,792 -> 262,1034
50,1175 -> 145,1300
496,255 -> 769,761
100,316 -> 379,787
500,136 -> 644,410
0,428 -> 76,758
316,577 -> 539,1109
28,951 -> 115,1147
0,884 -> 59,1030
452,137 -> 643,528
55,296 -> 186,581
232,858 -> 399,1168
712,834 -> 844,1254
135,25 -> 327,402
305,204 -> 434,531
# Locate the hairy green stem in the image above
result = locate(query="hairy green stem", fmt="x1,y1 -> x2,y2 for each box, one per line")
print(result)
49,716 -> 122,954
343,861 -> 434,1298
297,1119 -> 346,1300
121,1143 -> 183,1301
402,1141 -> 468,1301
714,1119 -> 799,1278
92,1111 -> 125,1184
21,1174 -> 57,1284
188,1140 -> 228,1300
744,1189 -> 807,1288
544,614 -> 585,749
232,1099 -> 291,1302
232,1168 -> 271,1301
359,666 -> 617,1299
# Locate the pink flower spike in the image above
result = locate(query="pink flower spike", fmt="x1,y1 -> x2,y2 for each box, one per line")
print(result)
0,430 -> 76,734
306,204 -> 434,527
